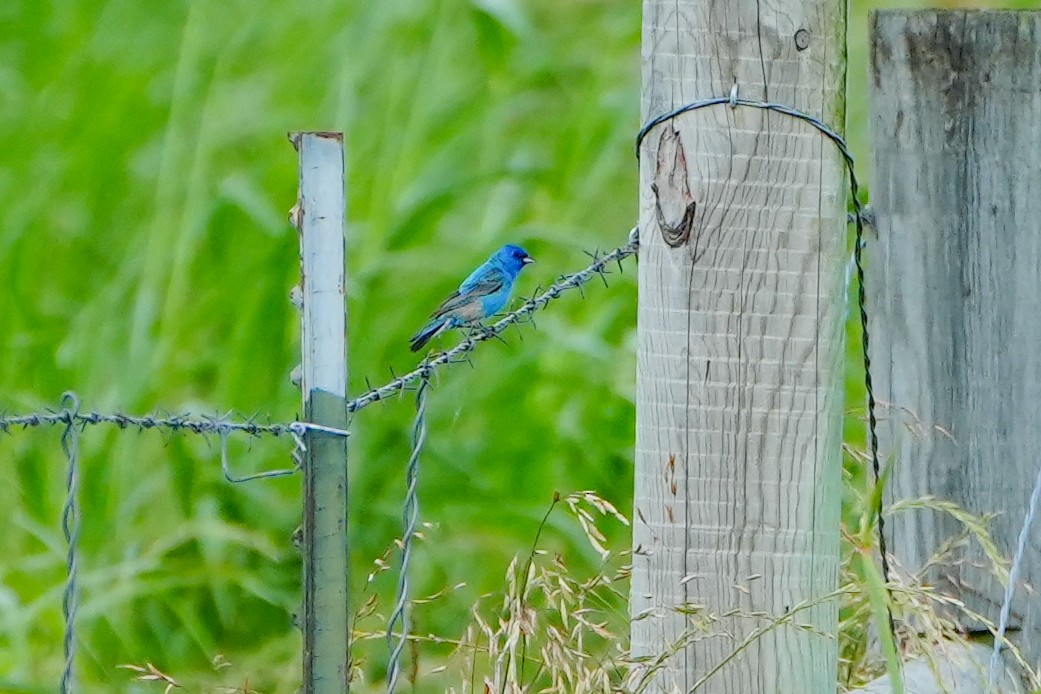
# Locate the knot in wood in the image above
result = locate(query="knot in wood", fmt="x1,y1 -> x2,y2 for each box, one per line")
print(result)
652,127 -> 697,248
794,29 -> 811,51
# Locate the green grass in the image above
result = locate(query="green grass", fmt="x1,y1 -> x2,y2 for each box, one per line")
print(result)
2,0 -> 1040,691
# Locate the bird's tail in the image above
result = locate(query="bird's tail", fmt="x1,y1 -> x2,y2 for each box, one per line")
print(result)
409,318 -> 447,352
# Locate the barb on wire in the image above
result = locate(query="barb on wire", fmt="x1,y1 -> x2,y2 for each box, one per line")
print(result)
347,232 -> 639,416
637,91 -> 897,642
386,374 -> 431,694
59,392 -> 80,694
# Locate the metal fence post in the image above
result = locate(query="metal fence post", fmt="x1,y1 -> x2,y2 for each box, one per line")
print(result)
291,131 -> 350,694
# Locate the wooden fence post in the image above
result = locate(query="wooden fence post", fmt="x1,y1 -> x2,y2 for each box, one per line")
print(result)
632,1 -> 847,691
868,9 -> 1041,686
291,131 -> 350,694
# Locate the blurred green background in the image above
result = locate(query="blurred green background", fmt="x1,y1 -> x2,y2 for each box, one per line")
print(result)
0,0 -> 1035,692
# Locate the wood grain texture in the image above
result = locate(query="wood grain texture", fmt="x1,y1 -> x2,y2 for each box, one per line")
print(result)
632,2 -> 847,692
869,10 -> 1041,669
293,131 -> 350,693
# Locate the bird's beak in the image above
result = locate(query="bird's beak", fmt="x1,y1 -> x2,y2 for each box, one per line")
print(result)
522,256 -> 535,264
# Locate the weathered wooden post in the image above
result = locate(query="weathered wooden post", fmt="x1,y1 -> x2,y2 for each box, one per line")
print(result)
631,1 -> 847,692
291,131 -> 350,693
864,10 -> 1041,691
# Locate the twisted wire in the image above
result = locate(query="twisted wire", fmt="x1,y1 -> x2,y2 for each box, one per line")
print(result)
59,392 -> 81,694
637,91 -> 896,639
386,375 -> 430,694
0,409 -> 313,437
0,407 -> 349,486
989,458 -> 1041,685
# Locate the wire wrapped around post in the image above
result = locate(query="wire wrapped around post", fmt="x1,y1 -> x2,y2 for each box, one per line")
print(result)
637,91 -> 897,648
386,373 -> 430,694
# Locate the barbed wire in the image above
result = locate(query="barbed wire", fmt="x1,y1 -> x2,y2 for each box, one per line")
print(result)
636,85 -> 897,647
0,409 -> 347,483
2,408 -> 314,438
386,375 -> 430,694
0,232 -> 641,485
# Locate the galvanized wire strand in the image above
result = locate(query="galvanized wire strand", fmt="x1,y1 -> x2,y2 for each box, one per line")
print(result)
59,392 -> 80,694
636,89 -> 897,639
0,406 -> 347,484
217,429 -> 301,483
386,375 -> 430,694
989,458 -> 1041,686
0,408 -> 345,439
842,236 -> 866,321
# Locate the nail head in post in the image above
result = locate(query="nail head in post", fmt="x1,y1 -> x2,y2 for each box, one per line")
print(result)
794,29 -> 810,51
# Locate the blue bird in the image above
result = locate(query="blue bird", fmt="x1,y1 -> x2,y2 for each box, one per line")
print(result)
410,244 -> 534,352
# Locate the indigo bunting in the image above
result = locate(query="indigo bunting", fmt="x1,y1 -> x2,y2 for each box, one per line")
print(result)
410,244 -> 534,352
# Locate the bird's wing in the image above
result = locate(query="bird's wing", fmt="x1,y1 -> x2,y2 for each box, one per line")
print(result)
432,267 -> 507,320
458,259 -> 508,293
